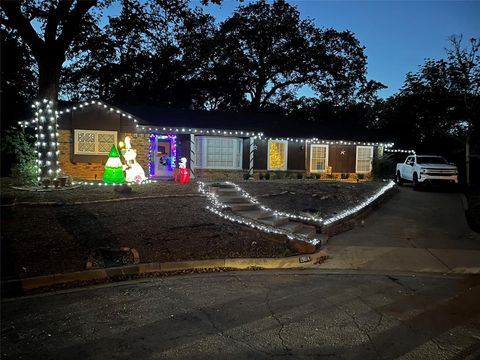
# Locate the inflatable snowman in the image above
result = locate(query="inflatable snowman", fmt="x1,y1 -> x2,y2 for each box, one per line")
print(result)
178,157 -> 190,184
121,136 -> 146,184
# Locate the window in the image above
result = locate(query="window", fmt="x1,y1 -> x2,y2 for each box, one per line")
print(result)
268,140 -> 288,170
195,136 -> 243,169
310,145 -> 328,172
356,146 -> 374,173
74,130 -> 117,155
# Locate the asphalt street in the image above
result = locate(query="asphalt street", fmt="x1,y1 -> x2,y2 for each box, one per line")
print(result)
2,271 -> 480,359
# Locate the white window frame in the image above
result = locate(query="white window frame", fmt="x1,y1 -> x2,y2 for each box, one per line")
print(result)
74,129 -> 118,155
267,140 -> 288,171
195,136 -> 243,170
356,145 -> 374,173
310,144 -> 329,173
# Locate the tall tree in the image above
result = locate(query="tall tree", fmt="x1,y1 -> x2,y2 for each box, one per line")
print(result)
212,0 -> 379,111
2,0 -> 100,179
445,35 -> 480,185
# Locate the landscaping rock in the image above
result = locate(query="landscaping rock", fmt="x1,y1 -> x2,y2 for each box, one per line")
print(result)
114,184 -> 132,193
287,239 -> 316,254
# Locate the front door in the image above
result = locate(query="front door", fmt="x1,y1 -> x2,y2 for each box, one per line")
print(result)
155,138 -> 172,176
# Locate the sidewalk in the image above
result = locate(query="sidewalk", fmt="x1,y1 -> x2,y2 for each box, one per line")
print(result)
318,245 -> 480,274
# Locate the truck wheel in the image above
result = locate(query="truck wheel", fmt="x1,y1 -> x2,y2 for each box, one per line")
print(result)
395,171 -> 404,185
413,173 -> 420,191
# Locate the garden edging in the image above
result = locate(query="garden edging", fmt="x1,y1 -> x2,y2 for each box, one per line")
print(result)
1,250 -> 327,297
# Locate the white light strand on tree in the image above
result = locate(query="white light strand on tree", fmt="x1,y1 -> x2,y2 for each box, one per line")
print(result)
31,99 -> 60,181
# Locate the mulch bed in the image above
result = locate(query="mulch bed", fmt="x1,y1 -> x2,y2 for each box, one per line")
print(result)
1,178 -> 387,280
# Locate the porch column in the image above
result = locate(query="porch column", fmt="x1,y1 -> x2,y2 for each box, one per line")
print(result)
189,134 -> 195,179
249,137 -> 255,179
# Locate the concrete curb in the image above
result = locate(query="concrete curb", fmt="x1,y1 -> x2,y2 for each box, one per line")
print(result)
1,251 -> 328,297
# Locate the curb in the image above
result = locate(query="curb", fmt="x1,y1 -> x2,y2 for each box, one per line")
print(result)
1,251 -> 328,297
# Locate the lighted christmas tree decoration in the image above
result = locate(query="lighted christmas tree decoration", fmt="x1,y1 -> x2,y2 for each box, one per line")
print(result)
102,144 -> 125,184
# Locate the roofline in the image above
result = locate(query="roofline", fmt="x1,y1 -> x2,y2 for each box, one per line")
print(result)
18,99 -> 395,147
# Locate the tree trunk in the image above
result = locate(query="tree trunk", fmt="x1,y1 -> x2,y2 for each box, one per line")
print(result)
466,135 -> 470,186
36,57 -> 63,181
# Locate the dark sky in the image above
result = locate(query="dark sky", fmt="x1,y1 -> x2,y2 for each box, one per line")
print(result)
191,0 -> 480,98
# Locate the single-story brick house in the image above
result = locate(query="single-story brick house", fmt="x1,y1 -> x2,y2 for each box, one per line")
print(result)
36,100 -> 393,181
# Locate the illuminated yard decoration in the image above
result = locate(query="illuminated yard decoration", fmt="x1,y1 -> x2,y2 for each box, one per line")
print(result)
178,157 -> 190,184
268,141 -> 286,169
102,144 -> 125,184
121,136 -> 146,184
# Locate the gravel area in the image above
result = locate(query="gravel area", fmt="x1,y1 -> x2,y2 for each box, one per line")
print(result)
239,180 -> 387,219
1,180 -> 286,280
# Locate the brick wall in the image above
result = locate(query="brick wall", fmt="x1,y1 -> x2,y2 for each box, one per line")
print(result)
59,130 -> 150,180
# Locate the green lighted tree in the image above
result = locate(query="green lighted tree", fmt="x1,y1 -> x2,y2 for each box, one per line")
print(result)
102,144 -> 125,184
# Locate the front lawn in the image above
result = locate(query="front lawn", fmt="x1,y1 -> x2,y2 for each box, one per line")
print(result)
1,178 -> 389,280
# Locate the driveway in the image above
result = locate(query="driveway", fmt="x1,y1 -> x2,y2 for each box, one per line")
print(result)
319,186 -> 480,273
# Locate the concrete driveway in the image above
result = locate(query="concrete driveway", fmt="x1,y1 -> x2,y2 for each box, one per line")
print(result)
319,186 -> 480,274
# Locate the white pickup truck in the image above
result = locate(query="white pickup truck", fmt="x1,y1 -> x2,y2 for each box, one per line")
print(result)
395,155 -> 458,189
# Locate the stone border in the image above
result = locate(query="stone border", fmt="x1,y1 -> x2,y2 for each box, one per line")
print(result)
1,251 -> 327,297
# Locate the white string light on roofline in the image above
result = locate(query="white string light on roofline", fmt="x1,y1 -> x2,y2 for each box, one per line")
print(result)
384,149 -> 416,154
323,180 -> 396,225
20,100 -> 265,138
198,181 -> 320,245
262,137 -> 394,148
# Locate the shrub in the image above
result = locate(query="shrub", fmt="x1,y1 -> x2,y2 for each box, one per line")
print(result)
1,127 -> 37,185
259,173 -> 265,180
296,173 -> 303,179
372,155 -> 397,180
341,173 -> 349,179
265,172 -> 271,180
315,174 -> 321,179
243,172 -> 251,180
357,173 -> 365,180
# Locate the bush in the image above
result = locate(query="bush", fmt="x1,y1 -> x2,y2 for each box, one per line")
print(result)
357,173 -> 365,180
259,173 -> 265,180
265,172 -> 271,180
296,173 -> 303,179
243,172 -> 251,180
1,127 -> 37,185
315,174 -> 321,179
372,155 -> 397,180
341,173 -> 349,179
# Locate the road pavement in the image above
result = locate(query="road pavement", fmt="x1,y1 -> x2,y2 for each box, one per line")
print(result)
2,271 -> 480,359
319,186 -> 480,274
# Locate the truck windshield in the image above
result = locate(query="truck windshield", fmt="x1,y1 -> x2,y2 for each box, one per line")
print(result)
416,157 -> 448,164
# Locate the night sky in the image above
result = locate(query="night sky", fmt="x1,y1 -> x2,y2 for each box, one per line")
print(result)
194,0 -> 480,98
